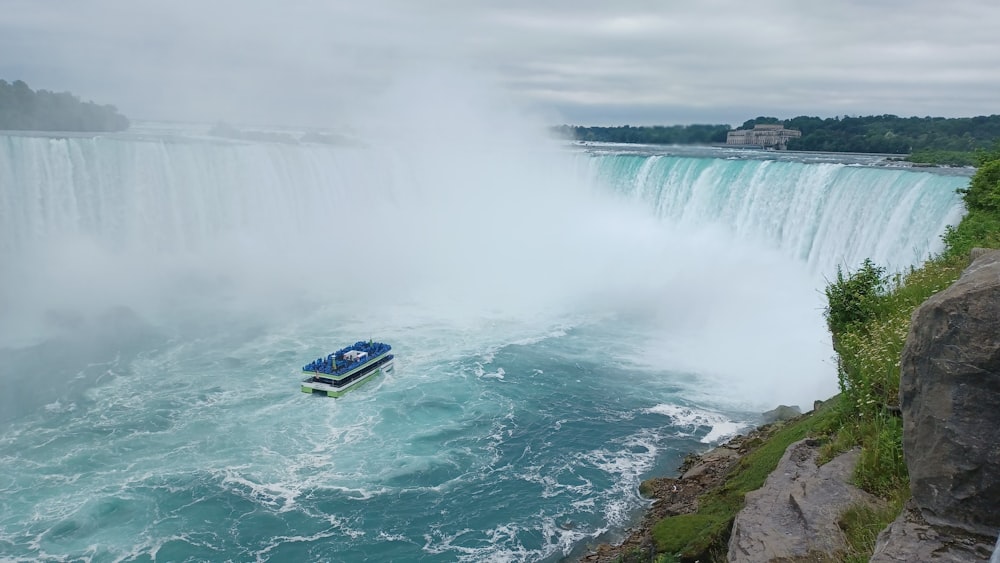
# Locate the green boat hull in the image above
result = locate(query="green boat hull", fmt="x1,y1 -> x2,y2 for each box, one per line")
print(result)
301,362 -> 392,397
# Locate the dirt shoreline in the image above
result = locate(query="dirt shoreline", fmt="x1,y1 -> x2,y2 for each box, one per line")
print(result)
578,425 -> 774,562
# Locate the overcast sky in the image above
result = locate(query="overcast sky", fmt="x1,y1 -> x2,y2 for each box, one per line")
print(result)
2,0 -> 999,128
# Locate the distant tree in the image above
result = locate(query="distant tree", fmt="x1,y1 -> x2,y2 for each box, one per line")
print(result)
0,79 -> 129,131
786,114 -> 1000,155
557,114 -> 1000,158
740,116 -> 781,130
555,124 -> 730,145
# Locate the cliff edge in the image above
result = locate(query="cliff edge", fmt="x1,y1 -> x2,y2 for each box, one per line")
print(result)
727,439 -> 878,562
871,249 -> 1000,561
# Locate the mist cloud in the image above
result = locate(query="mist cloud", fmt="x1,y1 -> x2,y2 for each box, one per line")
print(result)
2,1 -> 999,126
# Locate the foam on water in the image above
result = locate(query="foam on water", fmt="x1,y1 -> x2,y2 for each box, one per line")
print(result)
646,404 -> 747,444
0,125 -> 969,561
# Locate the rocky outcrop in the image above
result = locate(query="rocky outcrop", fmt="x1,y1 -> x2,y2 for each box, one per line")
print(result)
873,249 -> 1000,561
727,439 -> 879,562
969,246 -> 994,263
898,250 -> 1000,537
870,500 -> 995,562
761,404 -> 801,424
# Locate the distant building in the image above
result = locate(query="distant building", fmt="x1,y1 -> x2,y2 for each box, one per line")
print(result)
726,124 -> 802,150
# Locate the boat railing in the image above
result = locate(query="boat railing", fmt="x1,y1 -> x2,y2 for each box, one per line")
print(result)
302,341 -> 392,375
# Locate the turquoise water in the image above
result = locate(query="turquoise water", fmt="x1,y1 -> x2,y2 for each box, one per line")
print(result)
1,319 -> 725,561
0,130 -> 968,561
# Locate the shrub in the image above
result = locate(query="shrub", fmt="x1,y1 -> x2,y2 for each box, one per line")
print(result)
958,158 -> 1000,213
824,259 -> 888,335
941,211 -> 1000,259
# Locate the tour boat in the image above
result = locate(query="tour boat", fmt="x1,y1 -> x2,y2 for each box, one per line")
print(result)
301,341 -> 394,397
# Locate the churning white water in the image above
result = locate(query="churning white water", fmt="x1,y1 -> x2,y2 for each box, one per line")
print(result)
0,124 -> 968,561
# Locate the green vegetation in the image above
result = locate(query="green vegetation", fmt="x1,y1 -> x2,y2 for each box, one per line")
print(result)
611,547 -> 679,563
643,145 -> 1000,563
940,145 -> 1000,255
838,493 -> 908,563
553,123 -> 729,145
560,114 -> 1000,164
816,144 -> 1000,558
759,114 -> 1000,155
924,146 -> 1000,258
0,79 -> 129,132
904,149 -> 978,167
823,258 -> 888,335
812,258 -> 955,560
651,402 -> 843,561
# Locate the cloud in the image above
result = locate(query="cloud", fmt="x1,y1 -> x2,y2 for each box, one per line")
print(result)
1,1 -> 999,126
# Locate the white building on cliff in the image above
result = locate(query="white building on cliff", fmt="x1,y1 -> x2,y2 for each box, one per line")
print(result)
726,124 -> 802,149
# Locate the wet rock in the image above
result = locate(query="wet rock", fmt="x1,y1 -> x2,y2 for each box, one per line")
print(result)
681,447 -> 739,479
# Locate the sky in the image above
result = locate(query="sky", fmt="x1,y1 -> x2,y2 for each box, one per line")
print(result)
2,0 -> 999,128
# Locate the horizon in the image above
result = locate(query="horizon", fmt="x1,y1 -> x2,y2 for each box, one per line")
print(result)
7,76 -> 998,133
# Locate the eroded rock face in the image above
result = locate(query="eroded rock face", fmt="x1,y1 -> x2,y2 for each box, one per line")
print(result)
761,404 -> 801,424
727,439 -> 878,563
870,500 -> 995,562
899,250 -> 1000,538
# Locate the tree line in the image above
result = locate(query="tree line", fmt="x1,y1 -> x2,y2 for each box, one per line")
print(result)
559,114 -> 1000,165
745,115 -> 1000,156
553,123 -> 730,145
0,79 -> 130,132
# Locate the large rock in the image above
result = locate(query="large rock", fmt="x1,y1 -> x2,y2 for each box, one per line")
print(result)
727,439 -> 879,562
761,404 -> 802,424
899,250 -> 1000,538
870,500 -> 995,562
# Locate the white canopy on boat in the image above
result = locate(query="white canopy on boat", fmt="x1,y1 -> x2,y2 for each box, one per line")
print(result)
344,350 -> 368,362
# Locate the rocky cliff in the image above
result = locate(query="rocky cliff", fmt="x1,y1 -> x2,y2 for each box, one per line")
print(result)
581,251 -> 1000,562
871,249 -> 1000,561
727,440 -> 877,562
724,249 -> 1000,563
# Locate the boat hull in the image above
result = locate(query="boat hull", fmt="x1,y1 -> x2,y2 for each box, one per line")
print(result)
301,358 -> 394,397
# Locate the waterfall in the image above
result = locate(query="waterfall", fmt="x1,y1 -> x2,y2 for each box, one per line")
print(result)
585,153 -> 967,276
0,133 -> 969,350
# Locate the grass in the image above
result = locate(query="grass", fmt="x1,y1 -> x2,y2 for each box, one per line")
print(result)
651,402 -> 843,561
838,489 -> 909,563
